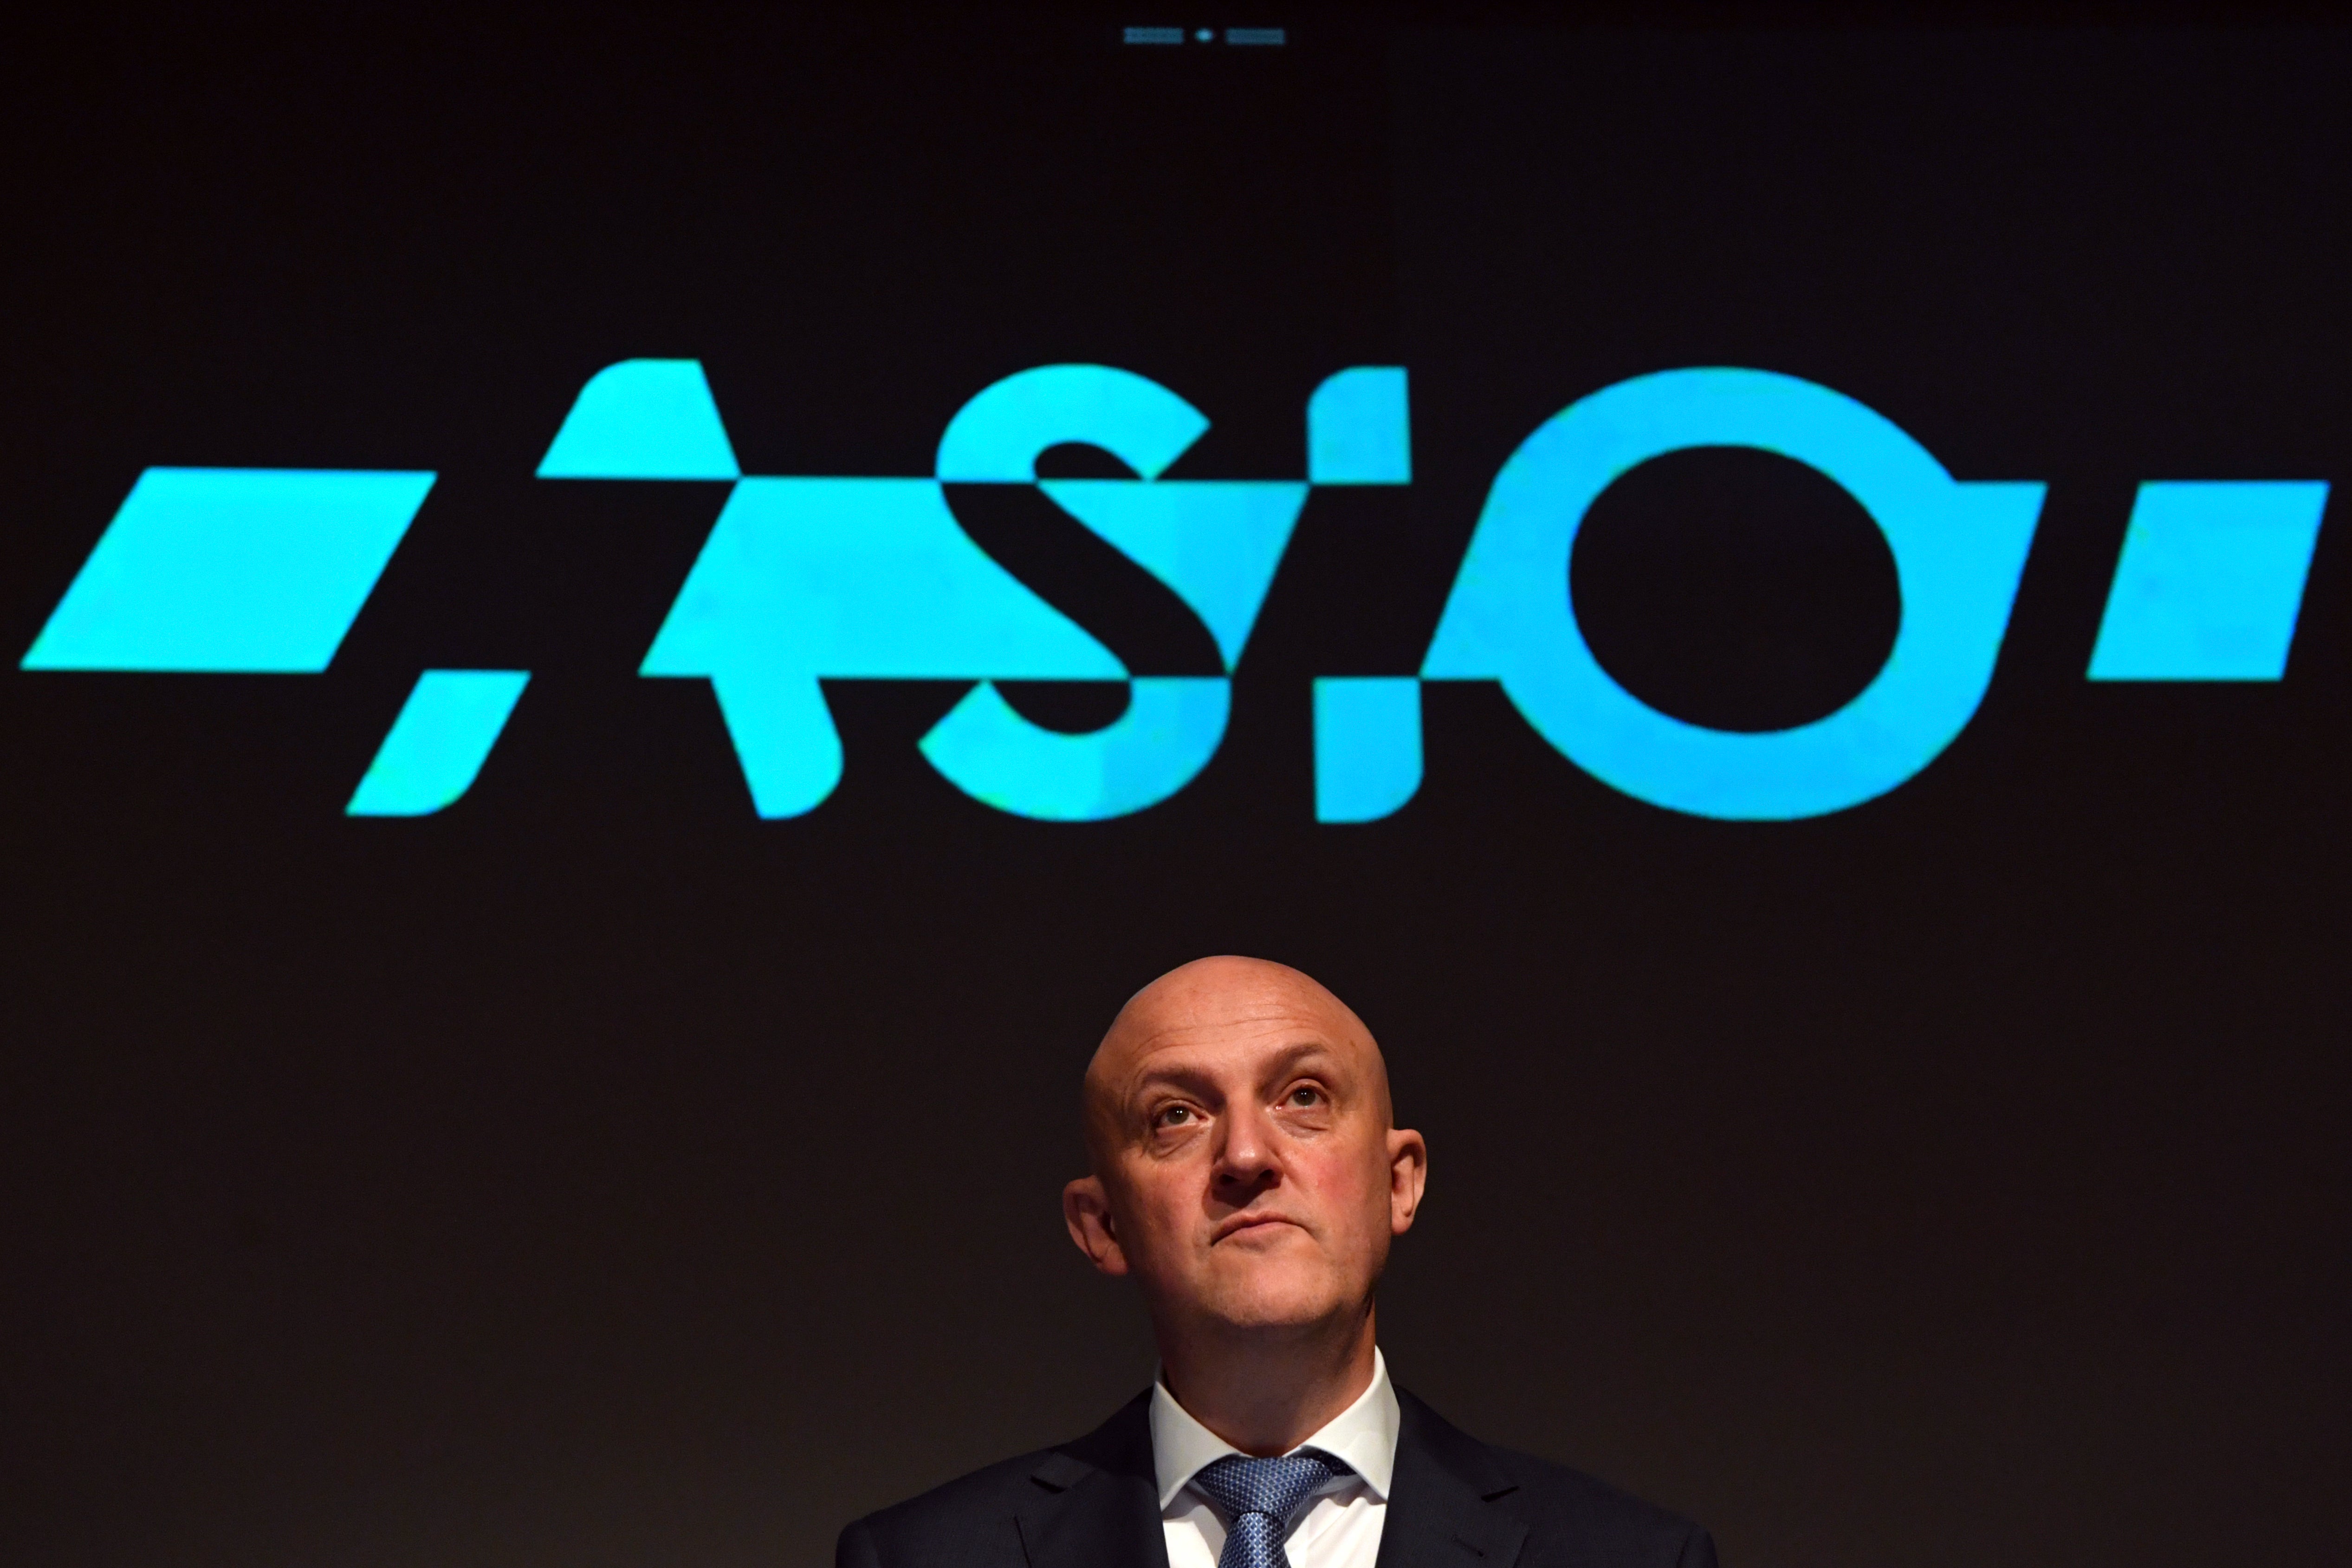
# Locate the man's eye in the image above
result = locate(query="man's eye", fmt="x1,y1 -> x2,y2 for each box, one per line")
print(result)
1156,1105 -> 1194,1127
1286,1086 -> 1324,1108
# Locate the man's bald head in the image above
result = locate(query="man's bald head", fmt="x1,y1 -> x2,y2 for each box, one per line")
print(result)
1061,955 -> 1426,1376
1082,956 -> 1393,1169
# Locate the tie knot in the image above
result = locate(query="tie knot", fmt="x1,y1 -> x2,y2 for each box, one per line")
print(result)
1191,1452 -> 1345,1527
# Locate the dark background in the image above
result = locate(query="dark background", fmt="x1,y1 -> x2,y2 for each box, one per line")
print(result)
4,8 -> 2347,1568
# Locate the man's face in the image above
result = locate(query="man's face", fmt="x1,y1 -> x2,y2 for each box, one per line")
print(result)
1064,959 -> 1425,1337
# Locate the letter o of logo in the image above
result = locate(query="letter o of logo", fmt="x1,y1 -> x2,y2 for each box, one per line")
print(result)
1422,368 -> 2046,819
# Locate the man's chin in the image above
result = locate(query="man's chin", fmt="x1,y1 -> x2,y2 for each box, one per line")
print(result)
1194,1267 -> 1352,1334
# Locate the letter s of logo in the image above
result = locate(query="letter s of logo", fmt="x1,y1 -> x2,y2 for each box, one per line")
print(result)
1419,368 -> 2045,819
639,364 -> 1308,819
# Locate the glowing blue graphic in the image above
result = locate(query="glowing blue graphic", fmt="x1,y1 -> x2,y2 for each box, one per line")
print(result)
35,358 -> 2327,823
1422,368 -> 2045,820
704,670 -> 849,822
1040,479 -> 1307,667
1314,677 -> 1422,823
538,359 -> 740,479
642,477 -> 1122,816
347,670 -> 530,816
921,678 -> 1231,820
2087,481 -> 2327,681
926,365 -> 1312,816
936,363 -> 1209,482
1307,367 -> 1411,485
637,365 -> 1315,819
23,467 -> 434,672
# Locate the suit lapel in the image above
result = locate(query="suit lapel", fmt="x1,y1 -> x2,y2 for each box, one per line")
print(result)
1374,1392 -> 1528,1568
1014,1393 -> 1169,1568
1011,1383 -> 1528,1568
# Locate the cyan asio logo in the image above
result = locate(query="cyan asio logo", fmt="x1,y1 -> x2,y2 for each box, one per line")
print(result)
21,362 -> 2329,823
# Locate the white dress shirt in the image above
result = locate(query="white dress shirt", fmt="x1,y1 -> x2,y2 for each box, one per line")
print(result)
1150,1348 -> 1400,1568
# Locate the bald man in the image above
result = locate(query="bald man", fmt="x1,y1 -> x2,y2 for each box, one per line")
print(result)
836,957 -> 1717,1568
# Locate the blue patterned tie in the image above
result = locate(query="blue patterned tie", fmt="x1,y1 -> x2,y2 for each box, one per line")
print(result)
1190,1451 -> 1348,1568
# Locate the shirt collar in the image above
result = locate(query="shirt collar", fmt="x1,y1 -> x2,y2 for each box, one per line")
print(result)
1148,1347 -> 1400,1510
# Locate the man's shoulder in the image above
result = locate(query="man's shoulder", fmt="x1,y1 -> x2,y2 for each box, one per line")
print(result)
835,1393 -> 1158,1568
1396,1388 -> 1717,1568
837,1447 -> 1053,1553
1471,1443 -> 1713,1557
838,1386 -> 1716,1568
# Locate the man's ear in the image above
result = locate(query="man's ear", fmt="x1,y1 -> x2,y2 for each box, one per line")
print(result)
1063,1174 -> 1129,1276
1386,1127 -> 1428,1236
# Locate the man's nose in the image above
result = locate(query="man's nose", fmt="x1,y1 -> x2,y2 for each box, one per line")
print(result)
1212,1100 -> 1280,1191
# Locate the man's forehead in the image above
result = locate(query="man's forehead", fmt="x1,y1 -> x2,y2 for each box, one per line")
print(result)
1094,966 -> 1372,1084
1078,958 -> 1392,1142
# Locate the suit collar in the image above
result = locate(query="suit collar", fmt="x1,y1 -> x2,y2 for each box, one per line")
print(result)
1015,1393 -> 1167,1568
1372,1389 -> 1528,1568
1014,1383 -> 1526,1568
1150,1348 -> 1403,1506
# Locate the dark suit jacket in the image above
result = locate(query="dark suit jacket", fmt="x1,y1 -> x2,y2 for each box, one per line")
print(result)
836,1387 -> 1719,1568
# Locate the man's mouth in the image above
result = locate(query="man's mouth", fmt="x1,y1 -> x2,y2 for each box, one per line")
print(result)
1212,1214 -> 1306,1244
